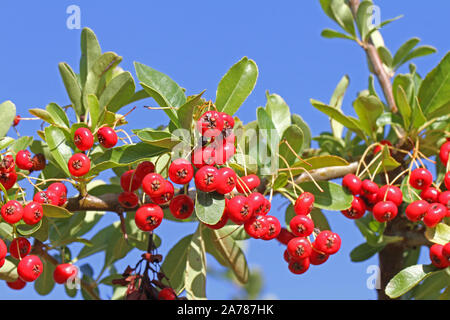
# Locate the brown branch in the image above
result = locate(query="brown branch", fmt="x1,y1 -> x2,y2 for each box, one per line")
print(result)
349,0 -> 398,113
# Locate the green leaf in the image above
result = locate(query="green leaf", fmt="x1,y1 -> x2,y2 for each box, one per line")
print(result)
139,82 -> 180,126
215,57 -> 258,116
353,95 -> 384,139
356,1 -> 373,40
16,219 -> 42,236
279,125 -> 303,168
321,28 -> 355,41
42,204 -> 73,218
393,38 -> 420,68
400,176 -> 421,204
256,106 -> 278,154
203,226 -> 249,284
29,108 -> 54,124
0,222 -> 14,241
310,99 -> 365,139
398,46 -> 437,69
272,173 -> 288,190
329,75 -> 350,139
90,142 -> 167,175
0,258 -> 18,282
161,234 -> 192,295
290,155 -> 349,175
377,46 -> 393,68
350,242 -> 383,262
291,114 -> 311,150
133,128 -> 181,149
330,0 -> 356,37
99,71 -> 135,113
396,86 -> 412,129
86,94 -> 101,130
293,181 -> 352,211
310,208 -> 331,231
177,91 -> 205,131
385,264 -> 438,299
411,269 -> 449,300
425,223 -> 450,245
46,102 -> 70,129
195,191 -> 226,225
0,137 -> 15,151
8,136 -> 33,154
0,101 -> 16,138
418,51 -> 450,115
80,27 -> 102,87
185,225 -> 207,300
44,126 -> 72,176
265,92 -> 291,137
34,259 -> 56,296
59,62 -> 83,117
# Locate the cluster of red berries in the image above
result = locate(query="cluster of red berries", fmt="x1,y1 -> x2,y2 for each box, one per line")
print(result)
68,126 -> 118,177
429,242 -> 450,269
276,192 -> 341,274
0,150 -> 46,191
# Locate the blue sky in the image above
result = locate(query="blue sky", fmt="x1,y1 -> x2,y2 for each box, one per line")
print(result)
0,0 -> 449,300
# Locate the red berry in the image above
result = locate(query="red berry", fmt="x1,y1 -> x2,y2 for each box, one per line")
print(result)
438,191 -> 450,217
443,243 -> 450,262
439,141 -> 450,165
213,142 -> 236,165
420,187 -> 440,203
31,153 -> 46,172
0,258 -> 4,268
276,228 -> 296,245
1,200 -> 23,224
423,203 -> 446,228
215,167 -> 237,195
227,195 -> 254,225
405,200 -> 429,222
373,140 -> 392,155
134,204 -> 164,232
445,172 -> 450,190
409,168 -> 433,190
135,161 -> 155,181
168,159 -> 194,185
0,170 -> 17,190
309,247 -> 329,265
97,126 -> 118,148
289,215 -> 314,237
261,215 -> 281,240
219,112 -> 234,130
288,258 -> 310,275
13,115 -> 21,127
235,175 -> 260,194
169,195 -> 194,220
0,155 -> 15,173
6,278 -> 26,290
118,192 -> 139,208
247,192 -> 266,215
204,205 -> 229,229
361,179 -> 379,196
73,127 -> 94,151
150,180 -> 174,205
158,287 -> 176,300
53,263 -> 78,284
342,174 -> 362,195
47,183 -> 68,206
23,202 -> 43,225
0,239 -> 6,259
376,185 -> 403,207
244,215 -> 269,239
294,192 -> 315,215
372,201 -> 398,222
194,166 -> 218,193
142,173 -> 166,198
314,230 -> 341,255
429,244 -> 448,269
9,237 -> 32,260
283,249 -> 291,263
197,111 -> 224,138
15,150 -> 33,171
120,170 -> 142,192
68,153 -> 91,177
287,237 -> 312,261
341,196 -> 366,219
17,255 -> 43,282
191,146 -> 216,169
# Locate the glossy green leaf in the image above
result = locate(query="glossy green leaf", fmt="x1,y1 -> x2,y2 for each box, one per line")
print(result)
34,259 -> 56,296
353,95 -> 384,138
80,27 -> 102,86
393,38 -> 420,68
99,71 -> 135,113
46,102 -> 70,129
0,258 -> 18,282
161,234 -> 192,295
418,51 -> 450,115
185,225 -> 207,300
16,219 -> 42,236
377,46 -> 393,68
139,82 -> 180,126
177,91 -> 205,131
291,114 -> 311,150
44,126 -> 72,176
133,128 -> 181,149
356,1 -> 374,40
216,57 -> 258,116
425,223 -> 450,245
42,204 -> 73,218
321,28 -> 355,41
350,242 -> 383,262
8,136 -> 33,154
385,264 -> 438,299
290,155 -> 349,175
294,181 -> 352,211
29,108 -> 54,124
279,125 -> 303,168
329,75 -> 349,139
59,62 -> 83,117
256,106 -> 278,153
0,101 -> 16,138
195,191 -> 226,225
272,173 -> 288,190
396,86 -> 412,129
330,0 -> 356,37
411,269 -> 449,300
0,137 -> 15,151
398,46 -> 437,69
310,208 -> 331,231
0,222 -> 13,241
265,92 -> 291,137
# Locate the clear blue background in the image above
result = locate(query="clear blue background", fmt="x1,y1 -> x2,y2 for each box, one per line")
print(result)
0,0 -> 448,300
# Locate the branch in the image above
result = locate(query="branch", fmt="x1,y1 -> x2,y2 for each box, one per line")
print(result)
349,0 -> 398,113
